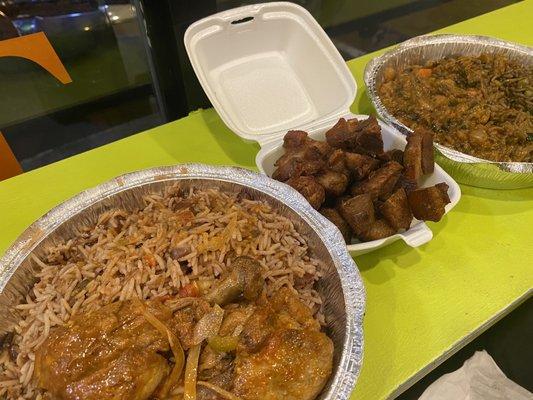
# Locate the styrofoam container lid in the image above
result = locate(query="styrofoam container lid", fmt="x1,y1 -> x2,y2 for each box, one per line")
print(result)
184,2 -> 356,146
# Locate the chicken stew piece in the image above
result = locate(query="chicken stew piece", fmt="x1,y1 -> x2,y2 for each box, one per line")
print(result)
233,288 -> 332,400
35,299 -> 175,400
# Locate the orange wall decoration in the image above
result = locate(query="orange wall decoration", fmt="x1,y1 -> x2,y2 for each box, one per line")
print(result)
0,32 -> 72,84
0,32 -> 72,180
0,132 -> 22,180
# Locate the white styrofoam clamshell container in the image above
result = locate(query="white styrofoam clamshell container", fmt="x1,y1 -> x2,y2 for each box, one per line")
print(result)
184,2 -> 461,255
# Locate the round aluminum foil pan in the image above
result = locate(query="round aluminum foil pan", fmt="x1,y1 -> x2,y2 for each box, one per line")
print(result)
364,34 -> 533,189
0,164 -> 365,400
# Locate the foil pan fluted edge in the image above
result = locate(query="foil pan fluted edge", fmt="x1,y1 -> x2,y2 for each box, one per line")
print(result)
364,34 -> 533,189
0,164 -> 365,400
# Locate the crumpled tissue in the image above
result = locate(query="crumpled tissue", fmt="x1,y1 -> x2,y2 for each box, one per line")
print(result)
419,350 -> 533,400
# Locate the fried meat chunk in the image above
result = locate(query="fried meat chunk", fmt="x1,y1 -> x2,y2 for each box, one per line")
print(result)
380,188 -> 413,231
403,129 -> 434,181
286,176 -> 326,210
350,161 -> 403,200
316,170 -> 349,197
407,183 -> 450,222
320,207 -> 352,242
337,194 -> 375,237
325,116 -> 383,155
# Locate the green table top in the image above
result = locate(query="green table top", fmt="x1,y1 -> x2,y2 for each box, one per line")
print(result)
1,2 -> 532,399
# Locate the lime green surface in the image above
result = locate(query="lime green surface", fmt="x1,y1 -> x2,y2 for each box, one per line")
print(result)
1,2 -> 533,400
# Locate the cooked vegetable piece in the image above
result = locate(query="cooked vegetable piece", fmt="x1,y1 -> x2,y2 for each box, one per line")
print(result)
205,256 -> 263,306
208,335 -> 239,353
192,304 -> 225,345
417,68 -> 432,78
184,344 -> 201,400
180,282 -> 201,298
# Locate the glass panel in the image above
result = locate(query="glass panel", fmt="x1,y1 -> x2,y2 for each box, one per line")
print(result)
0,0 -> 163,171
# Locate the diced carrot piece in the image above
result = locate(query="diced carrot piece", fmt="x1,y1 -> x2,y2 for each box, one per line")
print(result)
143,254 -> 157,268
177,210 -> 195,225
179,282 -> 200,298
417,68 -> 432,78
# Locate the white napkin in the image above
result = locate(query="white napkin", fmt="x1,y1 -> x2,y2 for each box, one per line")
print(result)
418,350 -> 533,400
